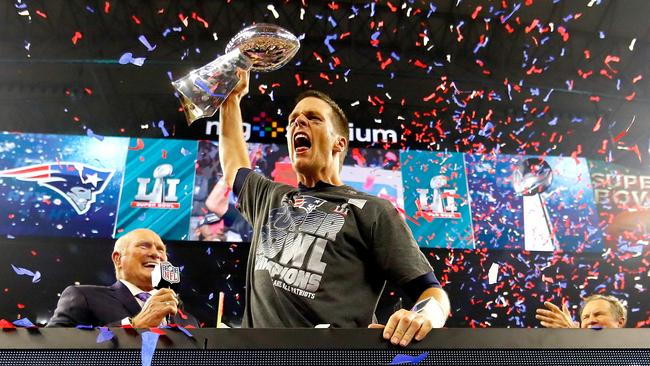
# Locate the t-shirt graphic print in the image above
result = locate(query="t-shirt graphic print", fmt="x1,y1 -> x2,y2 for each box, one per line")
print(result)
254,194 -> 348,300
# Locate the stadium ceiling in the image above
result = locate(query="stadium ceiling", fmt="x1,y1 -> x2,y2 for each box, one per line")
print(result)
1,0 -> 648,168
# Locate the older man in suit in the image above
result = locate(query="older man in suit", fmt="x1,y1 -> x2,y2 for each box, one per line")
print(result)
47,228 -> 199,328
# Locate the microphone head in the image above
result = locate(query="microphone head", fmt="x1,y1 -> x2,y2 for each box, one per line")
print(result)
151,261 -> 181,289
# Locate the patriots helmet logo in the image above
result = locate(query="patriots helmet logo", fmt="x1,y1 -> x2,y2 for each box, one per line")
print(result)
291,194 -> 326,213
0,162 -> 115,215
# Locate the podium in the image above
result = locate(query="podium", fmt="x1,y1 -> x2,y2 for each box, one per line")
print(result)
1,328 -> 649,365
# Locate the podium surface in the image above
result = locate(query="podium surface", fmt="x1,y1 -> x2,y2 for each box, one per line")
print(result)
1,328 -> 649,365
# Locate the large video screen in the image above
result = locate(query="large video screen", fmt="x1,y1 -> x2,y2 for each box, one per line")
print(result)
1,131 -> 646,254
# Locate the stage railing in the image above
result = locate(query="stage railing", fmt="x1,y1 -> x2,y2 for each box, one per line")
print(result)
1,328 -> 649,365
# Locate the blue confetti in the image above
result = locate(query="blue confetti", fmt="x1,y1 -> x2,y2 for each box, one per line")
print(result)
138,35 -> 157,52
324,34 -> 338,53
141,331 -> 160,366
194,79 -> 225,98
96,327 -> 115,343
175,324 -> 193,338
85,128 -> 104,141
327,16 -> 337,28
13,318 -> 35,327
11,264 -> 41,283
157,120 -> 169,137
118,52 -> 146,66
427,3 -> 437,17
390,352 -> 429,365
543,89 -> 554,102
501,3 -> 521,24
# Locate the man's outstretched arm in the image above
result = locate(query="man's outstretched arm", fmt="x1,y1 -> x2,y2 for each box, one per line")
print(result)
536,301 -> 579,328
369,287 -> 450,347
219,69 -> 252,189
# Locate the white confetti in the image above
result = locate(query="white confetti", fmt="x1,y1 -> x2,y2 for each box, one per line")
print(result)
488,262 -> 499,284
629,38 -> 636,51
267,4 -> 279,19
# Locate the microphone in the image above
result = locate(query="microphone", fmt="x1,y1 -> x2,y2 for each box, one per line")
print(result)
151,261 -> 181,324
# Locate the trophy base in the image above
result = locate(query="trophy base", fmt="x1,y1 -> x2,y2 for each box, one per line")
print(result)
172,49 -> 253,125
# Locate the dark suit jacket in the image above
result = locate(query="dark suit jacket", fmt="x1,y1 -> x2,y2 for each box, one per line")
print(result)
47,281 -> 199,328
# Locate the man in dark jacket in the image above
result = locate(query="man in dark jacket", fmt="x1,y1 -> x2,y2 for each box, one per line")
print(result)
47,228 -> 199,328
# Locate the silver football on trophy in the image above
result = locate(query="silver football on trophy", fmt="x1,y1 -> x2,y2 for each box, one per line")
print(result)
226,23 -> 300,72
512,158 -> 553,196
172,23 -> 300,125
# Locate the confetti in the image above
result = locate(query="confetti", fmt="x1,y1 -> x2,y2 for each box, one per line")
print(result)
118,52 -> 146,66
11,264 -> 41,283
138,35 -> 157,51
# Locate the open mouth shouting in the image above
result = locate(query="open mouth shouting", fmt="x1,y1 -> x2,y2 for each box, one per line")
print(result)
143,262 -> 159,272
293,132 -> 312,154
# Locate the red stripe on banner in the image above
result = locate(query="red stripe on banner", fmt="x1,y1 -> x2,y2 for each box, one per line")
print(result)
0,165 -> 49,176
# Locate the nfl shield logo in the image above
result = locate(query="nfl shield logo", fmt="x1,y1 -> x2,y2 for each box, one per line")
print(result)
161,262 -> 180,284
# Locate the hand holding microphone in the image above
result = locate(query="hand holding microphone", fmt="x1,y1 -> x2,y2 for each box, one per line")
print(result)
130,288 -> 178,328
130,261 -> 181,328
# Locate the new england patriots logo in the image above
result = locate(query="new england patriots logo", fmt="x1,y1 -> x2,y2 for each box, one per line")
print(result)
0,162 -> 115,215
290,194 -> 326,213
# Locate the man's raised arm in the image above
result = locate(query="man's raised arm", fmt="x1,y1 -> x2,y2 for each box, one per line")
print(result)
219,69 -> 252,188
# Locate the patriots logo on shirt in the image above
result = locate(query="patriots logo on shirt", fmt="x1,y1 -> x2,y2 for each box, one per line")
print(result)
290,195 -> 326,213
0,162 -> 115,215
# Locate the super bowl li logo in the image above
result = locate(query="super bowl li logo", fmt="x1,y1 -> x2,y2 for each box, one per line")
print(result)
131,164 -> 180,209
415,175 -> 461,219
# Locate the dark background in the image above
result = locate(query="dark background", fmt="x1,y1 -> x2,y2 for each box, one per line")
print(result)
1,0 -> 649,327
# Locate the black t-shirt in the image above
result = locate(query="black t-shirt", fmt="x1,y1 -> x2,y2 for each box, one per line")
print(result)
236,169 -> 437,327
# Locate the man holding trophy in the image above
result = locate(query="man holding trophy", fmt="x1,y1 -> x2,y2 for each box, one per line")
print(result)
174,24 -> 449,347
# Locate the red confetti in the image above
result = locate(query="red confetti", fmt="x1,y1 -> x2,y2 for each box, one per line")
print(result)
128,138 -> 144,151
327,2 -> 339,11
557,26 -> 569,42
177,308 -> 189,320
71,32 -> 83,45
604,54 -> 620,71
592,116 -> 603,132
191,12 -> 209,28
525,19 -> 539,33
413,59 -> 428,68
0,319 -> 16,329
149,327 -> 166,335
471,6 -> 483,20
